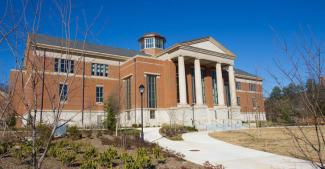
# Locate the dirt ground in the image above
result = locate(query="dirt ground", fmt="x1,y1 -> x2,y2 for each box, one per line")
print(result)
209,126 -> 325,162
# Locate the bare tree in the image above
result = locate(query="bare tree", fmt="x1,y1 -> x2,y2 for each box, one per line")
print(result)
0,0 -> 103,168
270,28 -> 325,168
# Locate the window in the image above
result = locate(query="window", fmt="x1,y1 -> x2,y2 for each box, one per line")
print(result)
91,63 -> 108,77
211,71 -> 218,105
236,82 -> 241,90
150,110 -> 155,119
147,75 -> 157,108
252,97 -> 257,108
54,58 -> 74,73
237,96 -> 241,106
144,37 -> 163,49
59,84 -> 68,101
96,86 -> 103,103
249,83 -> 257,91
144,38 -> 154,48
125,77 -> 132,109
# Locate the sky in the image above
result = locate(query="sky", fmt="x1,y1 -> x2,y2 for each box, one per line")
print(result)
0,0 -> 325,96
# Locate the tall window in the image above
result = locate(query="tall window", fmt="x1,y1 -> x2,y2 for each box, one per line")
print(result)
125,77 -> 132,110
147,75 -> 157,108
91,63 -> 108,77
211,70 -> 218,105
96,86 -> 103,103
249,83 -> 256,91
236,82 -> 241,90
55,58 -> 74,73
59,84 -> 68,101
176,65 -> 180,103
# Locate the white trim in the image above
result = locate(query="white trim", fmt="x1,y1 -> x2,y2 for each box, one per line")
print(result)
36,50 -> 121,66
235,78 -> 262,85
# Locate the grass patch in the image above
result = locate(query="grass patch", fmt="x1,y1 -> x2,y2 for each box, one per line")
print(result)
159,124 -> 197,141
209,126 -> 325,162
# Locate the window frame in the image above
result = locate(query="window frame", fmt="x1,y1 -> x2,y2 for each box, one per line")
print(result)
237,96 -> 241,106
146,75 -> 157,108
91,63 -> 108,77
96,86 -> 104,103
249,83 -> 257,91
54,58 -> 74,73
236,82 -> 241,90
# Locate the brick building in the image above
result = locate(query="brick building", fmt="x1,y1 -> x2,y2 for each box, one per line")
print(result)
10,33 -> 265,129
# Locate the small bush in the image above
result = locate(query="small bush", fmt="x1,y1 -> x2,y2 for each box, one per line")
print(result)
83,146 -> 97,159
99,146 -> 118,167
135,147 -> 153,168
132,124 -> 138,128
12,142 -> 32,160
67,126 -> 82,140
59,150 -> 77,166
159,124 -> 197,141
0,142 -> 9,155
81,160 -> 98,169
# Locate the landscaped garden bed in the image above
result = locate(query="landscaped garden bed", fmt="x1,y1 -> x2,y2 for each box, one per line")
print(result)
0,126 -> 204,169
159,124 -> 197,141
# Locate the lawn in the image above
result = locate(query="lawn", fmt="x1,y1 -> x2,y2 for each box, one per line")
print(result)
209,126 -> 325,162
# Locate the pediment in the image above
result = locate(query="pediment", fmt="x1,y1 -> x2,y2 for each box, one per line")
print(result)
190,41 -> 226,54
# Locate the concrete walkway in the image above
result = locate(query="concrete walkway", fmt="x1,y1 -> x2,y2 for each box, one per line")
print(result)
144,128 -> 314,169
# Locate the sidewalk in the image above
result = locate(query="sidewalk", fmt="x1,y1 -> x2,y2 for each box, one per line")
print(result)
144,127 -> 314,169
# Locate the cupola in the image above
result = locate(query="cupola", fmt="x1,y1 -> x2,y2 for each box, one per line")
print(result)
138,33 -> 166,56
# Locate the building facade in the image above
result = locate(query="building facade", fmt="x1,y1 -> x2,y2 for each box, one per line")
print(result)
10,33 -> 265,129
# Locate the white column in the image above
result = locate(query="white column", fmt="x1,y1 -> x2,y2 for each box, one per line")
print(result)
194,58 -> 203,105
178,56 -> 187,105
216,62 -> 225,106
228,65 -> 237,106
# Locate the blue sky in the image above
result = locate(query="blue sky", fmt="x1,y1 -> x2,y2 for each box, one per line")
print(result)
0,0 -> 325,95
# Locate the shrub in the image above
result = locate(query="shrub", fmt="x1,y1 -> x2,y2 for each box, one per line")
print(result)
36,124 -> 52,147
84,146 -> 97,159
12,142 -> 32,160
48,144 -> 61,158
81,160 -> 98,169
120,152 -> 136,169
0,142 -> 9,155
132,124 -> 138,128
99,146 -> 118,167
59,150 -> 77,166
5,114 -> 16,128
67,126 -> 82,140
159,124 -> 197,141
135,148 -> 153,168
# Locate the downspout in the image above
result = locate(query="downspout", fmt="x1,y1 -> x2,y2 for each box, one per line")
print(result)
40,50 -> 46,123
81,55 -> 85,127
134,58 -> 137,124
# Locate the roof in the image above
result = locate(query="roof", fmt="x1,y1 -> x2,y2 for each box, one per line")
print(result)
29,34 -> 149,57
157,36 -> 236,58
235,68 -> 262,80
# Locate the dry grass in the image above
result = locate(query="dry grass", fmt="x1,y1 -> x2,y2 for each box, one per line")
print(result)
209,126 -> 325,162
